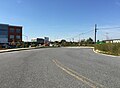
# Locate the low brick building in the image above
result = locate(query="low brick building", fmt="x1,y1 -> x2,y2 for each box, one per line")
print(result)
0,24 -> 22,45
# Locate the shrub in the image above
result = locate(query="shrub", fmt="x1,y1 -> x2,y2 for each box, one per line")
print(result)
95,43 -> 120,56
31,44 -> 36,47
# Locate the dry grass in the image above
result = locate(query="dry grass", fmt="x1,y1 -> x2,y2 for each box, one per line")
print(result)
94,43 -> 120,56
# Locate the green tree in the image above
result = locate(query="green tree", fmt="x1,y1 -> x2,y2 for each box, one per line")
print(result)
86,37 -> 94,44
60,39 -> 67,46
80,39 -> 86,46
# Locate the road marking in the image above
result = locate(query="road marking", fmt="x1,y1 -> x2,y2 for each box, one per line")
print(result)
52,59 -> 106,88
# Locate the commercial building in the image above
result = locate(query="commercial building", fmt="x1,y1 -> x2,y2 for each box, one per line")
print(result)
0,24 -> 22,45
44,37 -> 49,46
31,38 -> 44,45
31,37 -> 50,46
103,39 -> 120,43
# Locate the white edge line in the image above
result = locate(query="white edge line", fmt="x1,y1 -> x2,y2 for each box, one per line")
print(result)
92,48 -> 120,58
62,47 -> 94,49
62,46 -> 120,57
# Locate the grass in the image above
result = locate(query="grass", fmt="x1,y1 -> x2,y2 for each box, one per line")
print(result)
94,43 -> 120,56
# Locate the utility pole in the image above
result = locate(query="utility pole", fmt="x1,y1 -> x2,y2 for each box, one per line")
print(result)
72,38 -> 74,42
79,34 -> 80,43
95,24 -> 97,44
23,35 -> 28,42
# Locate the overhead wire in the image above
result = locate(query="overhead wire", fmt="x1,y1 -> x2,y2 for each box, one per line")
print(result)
65,29 -> 94,41
64,25 -> 120,41
98,27 -> 120,30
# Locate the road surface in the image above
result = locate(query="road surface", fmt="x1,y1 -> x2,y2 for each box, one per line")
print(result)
0,48 -> 120,88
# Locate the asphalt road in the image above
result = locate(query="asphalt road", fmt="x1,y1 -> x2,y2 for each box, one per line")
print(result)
0,48 -> 120,88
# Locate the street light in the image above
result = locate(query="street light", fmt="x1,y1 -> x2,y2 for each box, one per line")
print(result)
78,33 -> 84,45
22,34 -> 29,47
23,34 -> 28,42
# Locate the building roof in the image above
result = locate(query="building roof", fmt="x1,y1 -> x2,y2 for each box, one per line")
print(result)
0,23 -> 9,26
103,39 -> 120,41
9,25 -> 22,28
0,23 -> 22,28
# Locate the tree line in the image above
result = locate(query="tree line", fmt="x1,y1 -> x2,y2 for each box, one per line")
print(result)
51,37 -> 94,46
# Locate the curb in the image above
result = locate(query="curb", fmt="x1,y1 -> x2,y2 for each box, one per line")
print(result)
0,47 -> 42,53
92,48 -> 119,57
63,46 -> 119,57
1,46 -> 119,57
62,47 -> 94,49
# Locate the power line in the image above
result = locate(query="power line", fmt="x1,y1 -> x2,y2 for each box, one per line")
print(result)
80,29 -> 93,35
98,27 -> 120,30
65,29 -> 94,41
94,25 -> 120,41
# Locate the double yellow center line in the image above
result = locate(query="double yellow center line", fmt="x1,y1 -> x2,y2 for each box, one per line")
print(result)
52,59 -> 106,88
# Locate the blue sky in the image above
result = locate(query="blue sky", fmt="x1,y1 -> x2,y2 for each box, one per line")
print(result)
0,0 -> 120,41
